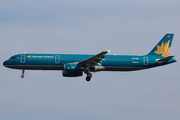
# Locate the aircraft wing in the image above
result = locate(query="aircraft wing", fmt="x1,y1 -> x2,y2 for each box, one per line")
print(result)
78,50 -> 110,67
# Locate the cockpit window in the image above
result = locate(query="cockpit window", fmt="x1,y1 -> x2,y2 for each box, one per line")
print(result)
10,57 -> 16,60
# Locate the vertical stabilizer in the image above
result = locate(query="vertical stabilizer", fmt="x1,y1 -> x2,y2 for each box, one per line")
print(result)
148,34 -> 174,57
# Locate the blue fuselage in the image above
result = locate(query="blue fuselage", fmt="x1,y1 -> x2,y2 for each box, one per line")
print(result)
3,53 -> 176,71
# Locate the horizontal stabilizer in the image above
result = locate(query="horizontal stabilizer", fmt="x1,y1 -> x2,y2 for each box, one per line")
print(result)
156,56 -> 174,63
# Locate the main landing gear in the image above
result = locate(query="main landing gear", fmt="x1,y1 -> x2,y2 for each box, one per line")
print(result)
21,70 -> 25,78
86,73 -> 92,82
84,67 -> 92,82
85,73 -> 92,82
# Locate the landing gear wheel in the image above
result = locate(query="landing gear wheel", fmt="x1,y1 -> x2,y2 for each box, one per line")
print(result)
21,75 -> 24,78
21,70 -> 25,78
86,77 -> 91,82
86,73 -> 92,82
87,73 -> 92,78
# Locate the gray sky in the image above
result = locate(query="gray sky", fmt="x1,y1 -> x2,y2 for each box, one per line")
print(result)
0,0 -> 180,120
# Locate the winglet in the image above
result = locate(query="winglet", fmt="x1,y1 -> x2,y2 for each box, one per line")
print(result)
107,49 -> 111,53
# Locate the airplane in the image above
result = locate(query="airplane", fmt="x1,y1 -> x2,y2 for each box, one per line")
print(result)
3,34 -> 177,82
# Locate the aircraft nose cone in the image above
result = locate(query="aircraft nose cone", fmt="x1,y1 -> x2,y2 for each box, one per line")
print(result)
3,60 -> 8,67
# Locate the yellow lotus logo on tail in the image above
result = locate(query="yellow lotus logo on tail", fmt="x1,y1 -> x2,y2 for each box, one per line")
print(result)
154,40 -> 171,57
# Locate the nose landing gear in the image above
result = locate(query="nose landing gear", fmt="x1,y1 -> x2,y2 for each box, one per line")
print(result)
21,70 -> 25,78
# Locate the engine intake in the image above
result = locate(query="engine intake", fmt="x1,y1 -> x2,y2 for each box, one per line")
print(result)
62,70 -> 83,77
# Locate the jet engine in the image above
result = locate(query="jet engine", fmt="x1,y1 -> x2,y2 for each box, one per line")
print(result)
63,63 -> 83,77
62,70 -> 83,77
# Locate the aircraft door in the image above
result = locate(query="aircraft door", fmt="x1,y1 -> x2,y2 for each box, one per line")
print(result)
55,55 -> 60,64
20,55 -> 25,63
143,57 -> 148,65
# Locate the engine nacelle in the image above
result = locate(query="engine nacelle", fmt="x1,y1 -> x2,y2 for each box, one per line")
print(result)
64,63 -> 82,71
62,70 -> 83,77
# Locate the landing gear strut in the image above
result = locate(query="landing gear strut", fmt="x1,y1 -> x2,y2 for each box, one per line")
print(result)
21,70 -> 25,78
84,67 -> 92,82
